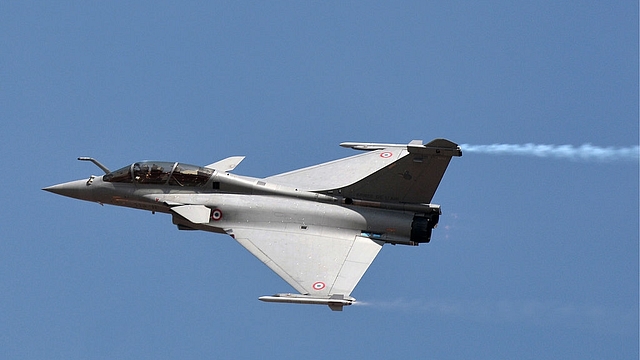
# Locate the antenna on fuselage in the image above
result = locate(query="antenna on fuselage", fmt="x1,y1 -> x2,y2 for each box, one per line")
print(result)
77,157 -> 111,174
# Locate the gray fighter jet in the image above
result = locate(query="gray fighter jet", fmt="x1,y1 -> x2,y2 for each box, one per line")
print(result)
44,139 -> 462,311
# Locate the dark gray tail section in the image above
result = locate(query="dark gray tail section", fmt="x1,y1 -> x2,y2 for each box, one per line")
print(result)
334,139 -> 462,204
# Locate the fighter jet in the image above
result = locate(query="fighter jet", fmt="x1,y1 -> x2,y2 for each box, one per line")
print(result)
44,139 -> 462,311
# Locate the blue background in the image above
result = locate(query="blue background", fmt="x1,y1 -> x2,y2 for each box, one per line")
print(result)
2,2 -> 637,359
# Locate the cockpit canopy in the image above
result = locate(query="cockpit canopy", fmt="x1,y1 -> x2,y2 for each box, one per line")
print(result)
103,161 -> 214,187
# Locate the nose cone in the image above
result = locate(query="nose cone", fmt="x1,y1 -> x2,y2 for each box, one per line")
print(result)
43,179 -> 95,201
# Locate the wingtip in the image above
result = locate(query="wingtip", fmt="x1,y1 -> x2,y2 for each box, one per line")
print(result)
258,293 -> 355,310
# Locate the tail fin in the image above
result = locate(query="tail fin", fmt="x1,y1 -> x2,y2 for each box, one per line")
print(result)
336,139 -> 461,204
267,139 -> 461,204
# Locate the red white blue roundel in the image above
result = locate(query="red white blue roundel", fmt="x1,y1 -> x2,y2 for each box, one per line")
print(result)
211,209 -> 223,221
380,152 -> 393,158
312,281 -> 326,290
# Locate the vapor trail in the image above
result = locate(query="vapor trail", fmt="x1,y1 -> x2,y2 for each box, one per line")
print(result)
460,143 -> 639,162
359,298 -> 636,333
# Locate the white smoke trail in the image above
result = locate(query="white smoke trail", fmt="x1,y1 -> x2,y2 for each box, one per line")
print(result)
460,143 -> 639,162
358,298 -> 636,333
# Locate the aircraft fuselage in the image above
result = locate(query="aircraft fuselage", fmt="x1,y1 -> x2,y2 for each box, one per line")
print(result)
44,171 -> 432,246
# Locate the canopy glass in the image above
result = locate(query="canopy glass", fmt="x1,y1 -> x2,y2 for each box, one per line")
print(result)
103,161 -> 214,187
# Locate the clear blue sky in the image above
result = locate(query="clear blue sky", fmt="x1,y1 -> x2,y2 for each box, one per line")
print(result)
2,2 -> 638,359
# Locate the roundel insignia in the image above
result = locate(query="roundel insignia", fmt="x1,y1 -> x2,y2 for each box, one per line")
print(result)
380,152 -> 393,158
312,281 -> 326,291
211,209 -> 223,221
